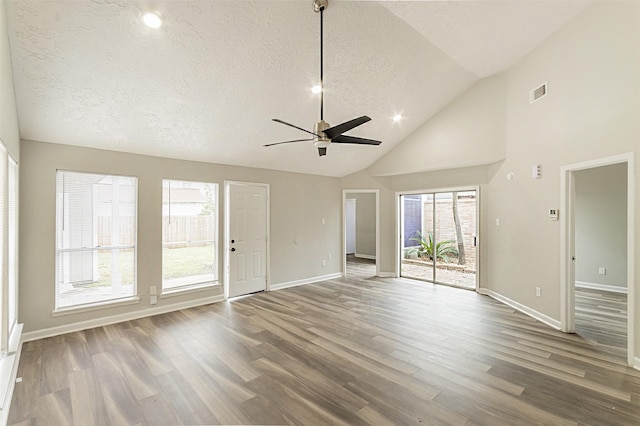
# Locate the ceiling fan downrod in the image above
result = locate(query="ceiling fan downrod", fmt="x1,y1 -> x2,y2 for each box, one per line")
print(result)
314,0 -> 328,121
265,0 -> 381,157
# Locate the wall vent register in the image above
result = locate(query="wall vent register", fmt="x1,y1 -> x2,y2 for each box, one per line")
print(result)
530,82 -> 548,103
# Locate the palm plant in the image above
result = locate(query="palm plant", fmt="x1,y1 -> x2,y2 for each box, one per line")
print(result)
406,231 -> 458,262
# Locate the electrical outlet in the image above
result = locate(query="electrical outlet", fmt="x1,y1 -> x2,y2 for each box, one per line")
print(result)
150,295 -> 158,305
322,259 -> 326,267
150,285 -> 157,295
532,164 -> 542,179
495,218 -> 500,227
535,287 -> 541,297
598,267 -> 606,275
328,254 -> 332,261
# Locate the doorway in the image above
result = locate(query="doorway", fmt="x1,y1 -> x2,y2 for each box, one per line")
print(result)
343,190 -> 379,277
224,181 -> 269,298
399,189 -> 478,289
346,199 -> 356,255
561,154 -> 635,365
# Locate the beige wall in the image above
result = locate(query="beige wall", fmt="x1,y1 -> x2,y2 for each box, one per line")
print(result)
343,1 -> 640,353
575,163 -> 627,289
0,0 -> 19,158
486,0 -> 639,322
20,140 -> 342,333
345,192 -> 376,258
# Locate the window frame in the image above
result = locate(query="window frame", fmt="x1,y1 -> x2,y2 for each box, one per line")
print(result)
54,170 -> 139,312
161,178 -> 219,295
7,156 -> 17,336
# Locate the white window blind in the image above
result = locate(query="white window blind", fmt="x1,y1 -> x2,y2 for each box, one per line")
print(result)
162,179 -> 217,292
0,145 -> 6,353
7,157 -> 17,335
55,171 -> 138,310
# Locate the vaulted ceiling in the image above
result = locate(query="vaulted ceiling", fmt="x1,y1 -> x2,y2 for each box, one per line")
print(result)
5,0 -> 591,177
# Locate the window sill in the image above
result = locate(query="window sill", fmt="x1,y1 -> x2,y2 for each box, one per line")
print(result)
52,296 -> 141,317
161,282 -> 220,298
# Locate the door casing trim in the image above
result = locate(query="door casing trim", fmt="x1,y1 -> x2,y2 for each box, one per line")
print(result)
395,186 -> 480,290
342,189 -> 380,277
560,153 -> 635,365
223,181 -> 270,299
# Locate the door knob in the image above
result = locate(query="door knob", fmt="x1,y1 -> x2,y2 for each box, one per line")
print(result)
231,239 -> 235,243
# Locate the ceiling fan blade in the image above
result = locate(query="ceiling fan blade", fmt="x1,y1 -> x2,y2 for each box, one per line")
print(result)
264,138 -> 313,147
272,119 -> 321,137
332,135 -> 381,145
318,147 -> 327,156
324,116 -> 371,139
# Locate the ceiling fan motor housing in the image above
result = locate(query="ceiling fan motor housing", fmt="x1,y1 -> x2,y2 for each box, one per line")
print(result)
313,120 -> 331,148
313,0 -> 328,13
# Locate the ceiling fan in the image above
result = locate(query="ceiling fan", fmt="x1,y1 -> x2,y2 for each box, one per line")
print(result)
264,0 -> 382,157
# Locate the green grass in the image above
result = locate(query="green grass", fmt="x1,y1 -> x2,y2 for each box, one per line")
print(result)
73,245 -> 214,288
162,244 -> 215,279
93,249 -> 135,287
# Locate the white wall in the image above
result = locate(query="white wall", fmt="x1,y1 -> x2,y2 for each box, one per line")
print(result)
19,140 -> 342,334
368,73 -> 507,176
343,1 -> 640,354
575,163 -> 627,289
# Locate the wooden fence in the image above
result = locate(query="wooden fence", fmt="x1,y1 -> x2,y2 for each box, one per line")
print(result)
97,216 -> 215,246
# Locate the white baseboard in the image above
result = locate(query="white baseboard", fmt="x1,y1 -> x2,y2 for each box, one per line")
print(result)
377,272 -> 396,278
270,272 -> 343,291
21,295 -> 225,343
355,253 -> 376,260
634,356 -> 640,372
479,288 -> 562,330
1,323 -> 23,424
575,281 -> 627,294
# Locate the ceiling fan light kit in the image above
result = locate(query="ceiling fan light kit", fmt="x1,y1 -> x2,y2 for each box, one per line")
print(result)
265,0 -> 382,157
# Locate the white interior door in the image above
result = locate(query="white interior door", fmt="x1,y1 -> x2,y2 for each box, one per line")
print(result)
227,182 -> 268,298
346,199 -> 356,254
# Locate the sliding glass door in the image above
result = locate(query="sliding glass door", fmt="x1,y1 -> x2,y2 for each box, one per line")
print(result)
400,190 -> 477,289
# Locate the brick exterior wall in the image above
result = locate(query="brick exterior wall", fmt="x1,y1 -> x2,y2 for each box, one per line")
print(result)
423,196 -> 477,269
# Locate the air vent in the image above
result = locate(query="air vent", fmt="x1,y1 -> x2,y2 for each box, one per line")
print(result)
530,82 -> 548,104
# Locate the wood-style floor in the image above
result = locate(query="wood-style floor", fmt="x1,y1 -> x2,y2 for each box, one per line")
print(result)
8,260 -> 640,425
575,287 -> 627,356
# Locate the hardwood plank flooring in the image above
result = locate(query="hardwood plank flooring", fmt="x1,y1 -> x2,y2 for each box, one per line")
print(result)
575,287 -> 627,355
9,263 -> 640,425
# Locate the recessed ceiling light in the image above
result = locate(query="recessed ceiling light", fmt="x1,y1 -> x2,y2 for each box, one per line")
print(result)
311,84 -> 322,94
392,114 -> 403,122
142,11 -> 163,29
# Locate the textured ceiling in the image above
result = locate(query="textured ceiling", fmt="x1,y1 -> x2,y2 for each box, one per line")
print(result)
5,0 -> 591,177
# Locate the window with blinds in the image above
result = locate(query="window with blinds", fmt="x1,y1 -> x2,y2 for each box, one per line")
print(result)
162,179 -> 218,293
7,157 -> 17,335
0,145 -> 6,353
55,171 -> 138,310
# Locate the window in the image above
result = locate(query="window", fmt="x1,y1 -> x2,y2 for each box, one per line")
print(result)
0,145 -> 5,352
0,144 -> 18,356
7,157 -> 17,335
162,179 -> 217,293
55,171 -> 137,310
